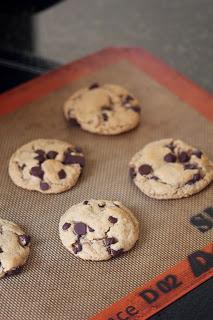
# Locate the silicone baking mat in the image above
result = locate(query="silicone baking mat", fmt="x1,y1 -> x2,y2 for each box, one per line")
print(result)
0,48 -> 212,320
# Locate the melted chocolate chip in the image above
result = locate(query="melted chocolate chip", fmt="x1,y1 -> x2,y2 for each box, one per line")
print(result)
131,106 -> 141,113
72,242 -> 82,254
18,235 -> 30,246
63,153 -> 85,167
129,167 -> 136,179
30,166 -> 44,179
184,163 -> 198,170
6,266 -> 22,277
138,164 -> 152,175
88,226 -> 95,232
98,203 -> 105,208
102,113 -> 108,121
111,248 -> 124,258
74,222 -> 87,236
69,118 -> 80,127
187,173 -> 202,185
89,83 -> 99,90
0,247 -> 3,253
178,152 -> 190,163
165,142 -> 175,152
108,216 -> 118,224
83,200 -> 89,205
35,149 -> 45,156
34,154 -> 46,164
192,150 -> 203,159
40,182 -> 50,191
47,151 -> 58,159
62,222 -> 71,230
105,237 -> 118,246
58,169 -> 66,179
164,153 -> 177,163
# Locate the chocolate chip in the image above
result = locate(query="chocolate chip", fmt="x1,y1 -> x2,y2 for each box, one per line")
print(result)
18,235 -> 30,246
0,247 -> 3,253
74,146 -> 82,153
151,176 -> 159,180
88,226 -> 95,232
101,106 -> 112,111
192,150 -> 203,159
164,153 -> 177,163
102,113 -> 108,121
6,266 -> 22,277
165,142 -> 175,152
113,203 -> 120,208
187,173 -> 202,185
35,149 -> 45,156
111,248 -> 124,258
72,242 -> 82,254
131,106 -> 141,113
74,222 -> 87,236
129,167 -> 136,179
123,95 -> 134,104
62,223 -> 71,230
18,164 -> 26,170
83,200 -> 88,205
30,166 -> 44,179
105,237 -> 118,246
108,216 -> 118,224
89,83 -> 99,90
69,118 -> 80,127
47,151 -> 58,159
178,152 -> 190,163
98,203 -> 105,208
40,182 -> 50,191
184,163 -> 198,170
58,169 -> 66,179
138,164 -> 152,175
63,153 -> 85,167
34,154 -> 46,164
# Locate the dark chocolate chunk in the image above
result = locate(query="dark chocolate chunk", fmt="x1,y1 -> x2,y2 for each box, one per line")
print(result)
88,226 -> 95,232
74,222 -> 87,236
131,106 -> 141,113
83,200 -> 89,205
184,163 -> 198,170
187,173 -> 202,185
138,164 -> 152,175
164,153 -> 177,163
47,151 -> 58,159
108,216 -> 118,224
102,113 -> 108,121
72,242 -> 82,254
178,151 -> 190,163
40,182 -> 50,191
165,142 -> 175,152
0,247 -> 3,253
101,106 -> 112,111
62,222 -> 71,230
6,266 -> 22,277
58,169 -> 66,179
34,154 -> 46,164
129,167 -> 136,179
18,235 -> 30,246
35,149 -> 45,156
111,248 -> 124,258
98,203 -> 105,208
192,150 -> 203,159
105,237 -> 118,246
69,117 -> 80,127
30,166 -> 44,179
63,153 -> 85,167
89,83 -> 99,90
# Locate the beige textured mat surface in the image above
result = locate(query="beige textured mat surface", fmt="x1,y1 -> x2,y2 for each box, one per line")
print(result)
0,60 -> 212,320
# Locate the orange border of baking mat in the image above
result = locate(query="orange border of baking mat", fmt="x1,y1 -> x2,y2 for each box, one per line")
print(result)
0,48 -> 212,120
0,48 -> 212,319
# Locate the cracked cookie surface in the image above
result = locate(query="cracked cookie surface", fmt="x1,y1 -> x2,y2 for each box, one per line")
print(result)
9,139 -> 85,194
0,218 -> 30,278
129,139 -> 213,199
59,199 -> 139,261
63,83 -> 141,135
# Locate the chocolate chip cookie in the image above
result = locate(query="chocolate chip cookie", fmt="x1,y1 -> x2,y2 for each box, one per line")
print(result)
0,218 -> 30,278
9,139 -> 85,194
63,83 -> 141,135
59,199 -> 139,261
129,139 -> 213,199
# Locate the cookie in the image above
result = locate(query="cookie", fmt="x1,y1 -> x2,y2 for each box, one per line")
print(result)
129,139 -> 213,199
9,139 -> 85,194
63,83 -> 141,135
0,218 -> 30,278
59,199 -> 139,261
